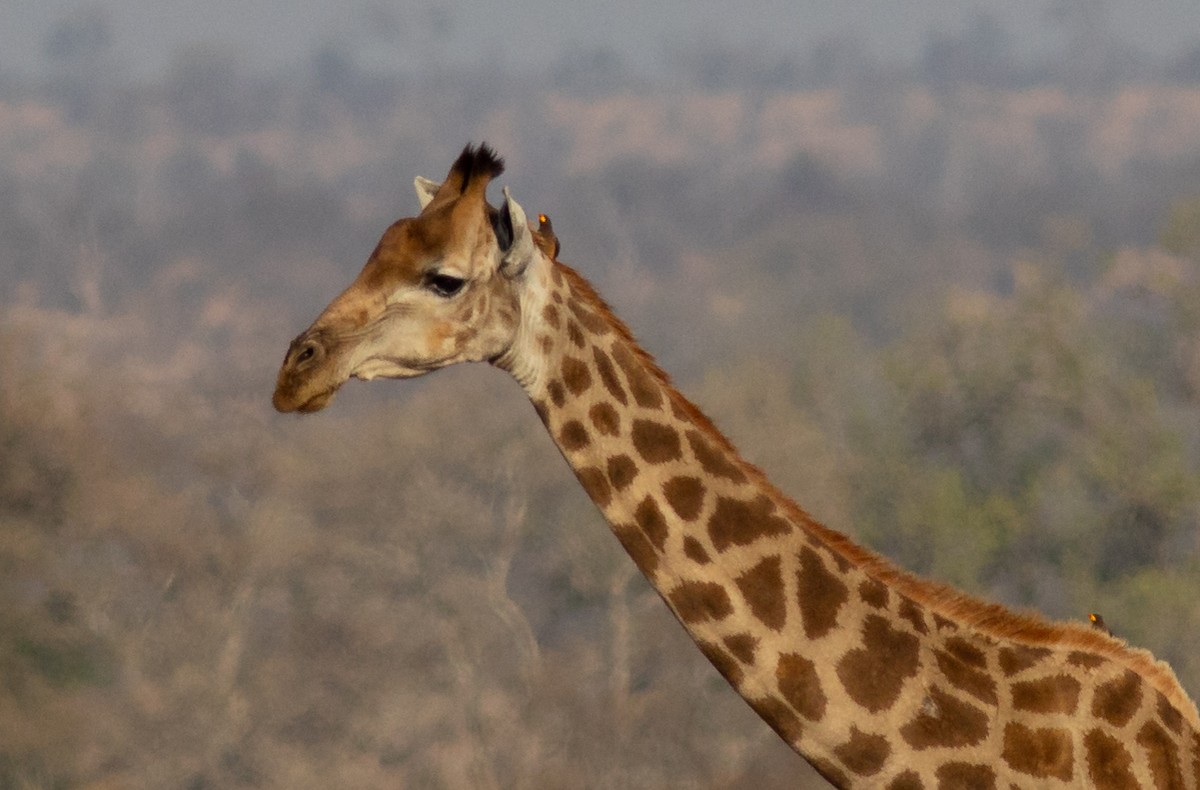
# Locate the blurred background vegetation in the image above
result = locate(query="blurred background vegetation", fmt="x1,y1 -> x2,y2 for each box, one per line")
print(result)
2,3 -> 1200,788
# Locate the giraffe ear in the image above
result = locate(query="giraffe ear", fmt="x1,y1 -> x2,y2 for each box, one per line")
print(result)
413,176 -> 440,210
494,187 -> 535,277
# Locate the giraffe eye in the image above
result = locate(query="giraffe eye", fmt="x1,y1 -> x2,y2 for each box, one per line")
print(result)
426,272 -> 466,297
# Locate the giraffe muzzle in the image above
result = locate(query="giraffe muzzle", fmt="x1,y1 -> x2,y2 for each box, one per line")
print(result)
273,332 -> 341,413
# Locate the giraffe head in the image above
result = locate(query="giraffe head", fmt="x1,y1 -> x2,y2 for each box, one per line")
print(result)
273,144 -> 542,413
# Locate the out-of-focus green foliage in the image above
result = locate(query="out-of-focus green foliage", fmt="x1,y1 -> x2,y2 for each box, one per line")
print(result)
874,263 -> 1199,591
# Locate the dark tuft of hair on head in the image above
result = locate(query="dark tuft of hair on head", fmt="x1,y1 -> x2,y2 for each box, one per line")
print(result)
452,142 -> 505,194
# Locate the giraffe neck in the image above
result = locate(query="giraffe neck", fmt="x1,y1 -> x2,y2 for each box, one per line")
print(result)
494,257 -> 1200,788
499,257 -> 903,774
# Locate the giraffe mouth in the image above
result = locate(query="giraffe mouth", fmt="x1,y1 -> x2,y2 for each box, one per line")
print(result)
296,388 -> 337,413
272,383 -> 339,414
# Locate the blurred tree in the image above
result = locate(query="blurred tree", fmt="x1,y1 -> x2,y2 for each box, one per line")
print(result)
43,5 -> 112,66
1046,0 -> 1133,91
920,12 -> 1019,88
163,46 -> 281,135
2,38 -> 1199,786
1106,565 -> 1200,706
1166,44 -> 1200,84
40,4 -> 119,121
1160,196 -> 1200,258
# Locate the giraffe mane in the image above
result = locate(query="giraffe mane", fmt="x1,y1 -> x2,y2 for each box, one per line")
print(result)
556,258 -> 1200,732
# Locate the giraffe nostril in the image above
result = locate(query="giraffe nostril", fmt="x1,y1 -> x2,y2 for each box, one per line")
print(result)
289,338 -> 322,370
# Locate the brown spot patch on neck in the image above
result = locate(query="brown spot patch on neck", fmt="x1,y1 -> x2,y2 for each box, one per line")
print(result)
833,727 -> 891,777
630,419 -> 681,464
668,580 -> 733,624
1092,670 -> 1143,728
736,555 -> 787,631
933,648 -> 997,706
777,653 -> 827,722
708,494 -> 791,552
1002,723 -> 1074,782
663,476 -> 705,520
899,685 -> 990,749
1138,720 -> 1186,790
998,644 -> 1052,676
935,763 -> 996,789
837,615 -> 921,713
795,546 -> 849,639
1084,728 -> 1137,789
1010,674 -> 1082,715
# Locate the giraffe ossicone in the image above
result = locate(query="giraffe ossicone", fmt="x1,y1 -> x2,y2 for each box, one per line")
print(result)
275,144 -> 1200,788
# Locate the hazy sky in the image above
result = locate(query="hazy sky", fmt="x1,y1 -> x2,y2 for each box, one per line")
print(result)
5,0 -> 1199,79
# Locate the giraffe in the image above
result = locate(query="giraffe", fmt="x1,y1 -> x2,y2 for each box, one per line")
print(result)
273,144 -> 1200,788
